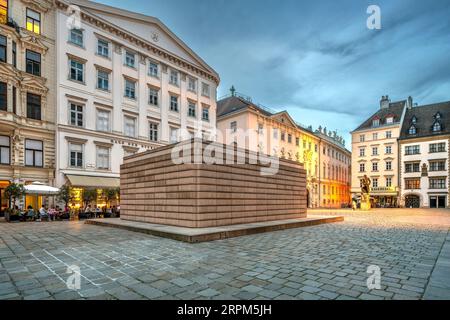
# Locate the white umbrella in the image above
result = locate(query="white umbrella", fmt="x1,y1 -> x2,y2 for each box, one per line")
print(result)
24,182 -> 60,195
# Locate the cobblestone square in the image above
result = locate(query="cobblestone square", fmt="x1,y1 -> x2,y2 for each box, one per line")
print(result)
0,209 -> 449,300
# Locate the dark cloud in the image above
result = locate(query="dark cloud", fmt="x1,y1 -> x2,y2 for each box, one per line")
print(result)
98,0 -> 450,147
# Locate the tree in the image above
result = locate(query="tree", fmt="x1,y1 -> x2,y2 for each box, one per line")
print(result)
82,189 -> 97,209
4,183 -> 25,210
102,188 -> 118,207
57,184 -> 73,207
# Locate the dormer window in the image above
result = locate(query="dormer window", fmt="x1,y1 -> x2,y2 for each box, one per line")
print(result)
432,122 -> 442,132
434,112 -> 442,120
411,116 -> 417,124
372,119 -> 380,127
386,117 -> 394,124
409,125 -> 417,135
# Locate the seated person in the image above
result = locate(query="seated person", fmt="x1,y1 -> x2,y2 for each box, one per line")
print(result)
26,206 -> 35,221
39,205 -> 50,222
48,207 -> 57,221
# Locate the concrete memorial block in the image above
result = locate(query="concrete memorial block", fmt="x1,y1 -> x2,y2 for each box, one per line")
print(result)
120,139 -> 307,228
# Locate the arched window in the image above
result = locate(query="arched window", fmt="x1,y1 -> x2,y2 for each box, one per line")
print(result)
409,125 -> 417,135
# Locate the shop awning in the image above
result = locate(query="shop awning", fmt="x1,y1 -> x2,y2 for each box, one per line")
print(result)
66,175 -> 120,188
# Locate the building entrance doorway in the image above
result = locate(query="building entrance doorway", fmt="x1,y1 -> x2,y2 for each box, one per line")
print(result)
405,195 -> 420,208
430,196 -> 446,209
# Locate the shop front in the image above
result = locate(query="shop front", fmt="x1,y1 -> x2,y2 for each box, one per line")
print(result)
65,175 -> 120,210
0,180 -> 10,217
370,187 -> 399,208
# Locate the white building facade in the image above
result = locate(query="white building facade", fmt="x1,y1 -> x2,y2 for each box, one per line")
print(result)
55,0 -> 219,208
399,102 -> 450,208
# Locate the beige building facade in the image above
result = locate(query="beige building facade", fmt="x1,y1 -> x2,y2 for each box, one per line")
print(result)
351,96 -> 409,207
217,92 -> 351,208
0,0 -> 56,213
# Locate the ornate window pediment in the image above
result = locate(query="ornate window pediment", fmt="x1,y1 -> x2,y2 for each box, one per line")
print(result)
21,35 -> 49,54
20,0 -> 54,13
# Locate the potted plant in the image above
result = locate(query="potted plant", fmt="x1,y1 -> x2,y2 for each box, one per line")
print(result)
3,183 -> 25,222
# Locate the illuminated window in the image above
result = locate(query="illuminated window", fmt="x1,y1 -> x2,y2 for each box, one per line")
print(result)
0,0 -> 7,24
26,8 -> 41,34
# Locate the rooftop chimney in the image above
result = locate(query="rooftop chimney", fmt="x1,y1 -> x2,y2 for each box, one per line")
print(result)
380,95 -> 390,109
407,96 -> 413,109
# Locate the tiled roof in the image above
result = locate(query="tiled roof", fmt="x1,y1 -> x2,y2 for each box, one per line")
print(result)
399,101 -> 450,140
217,95 -> 272,118
354,100 -> 406,132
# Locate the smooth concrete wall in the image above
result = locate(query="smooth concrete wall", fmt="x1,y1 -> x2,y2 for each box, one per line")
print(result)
120,140 -> 307,228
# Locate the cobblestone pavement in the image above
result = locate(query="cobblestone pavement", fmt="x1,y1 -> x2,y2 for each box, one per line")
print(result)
0,208 -> 449,300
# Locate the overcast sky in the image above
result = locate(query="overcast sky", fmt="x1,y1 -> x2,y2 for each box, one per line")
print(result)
97,0 -> 450,148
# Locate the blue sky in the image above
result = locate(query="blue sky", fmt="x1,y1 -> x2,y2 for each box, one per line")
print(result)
97,0 -> 450,147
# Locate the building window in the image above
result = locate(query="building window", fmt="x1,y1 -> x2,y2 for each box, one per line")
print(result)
124,79 -> 136,99
386,117 -> 394,124
288,134 -> 292,144
149,122 -> 158,142
359,163 -> 365,172
429,178 -> 446,190
149,88 -> 158,106
273,129 -> 278,140
96,109 -> 110,132
360,135 -> 365,142
372,178 -> 378,188
124,116 -> 136,137
69,59 -> 84,82
372,119 -> 380,127
359,148 -> 365,157
97,39 -> 109,57
405,162 -> 420,173
202,106 -> 209,121
69,103 -> 83,127
0,0 -> 7,24
0,135 -> 10,165
432,122 -> 442,132
170,95 -> 178,112
12,41 -> 16,67
26,93 -> 41,120
188,77 -> 196,92
169,70 -> 179,86
69,143 -> 83,168
96,147 -> 110,170
149,62 -> 158,78
97,70 -> 110,91
281,132 -> 285,141
25,139 -> 43,167
430,143 -> 446,153
386,131 -> 392,139
408,125 -> 417,135
69,28 -> 84,47
372,133 -> 378,140
372,162 -> 378,172
386,161 -> 392,171
0,35 -> 6,63
26,8 -> 41,34
170,127 -> 179,143
405,178 -> 420,190
202,83 -> 210,97
429,161 -> 445,172
405,145 -> 420,155
230,121 -> 237,133
12,86 -> 16,113
372,147 -> 378,156
124,51 -> 135,68
188,102 -> 196,118
0,81 -> 6,111
386,177 -> 392,187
